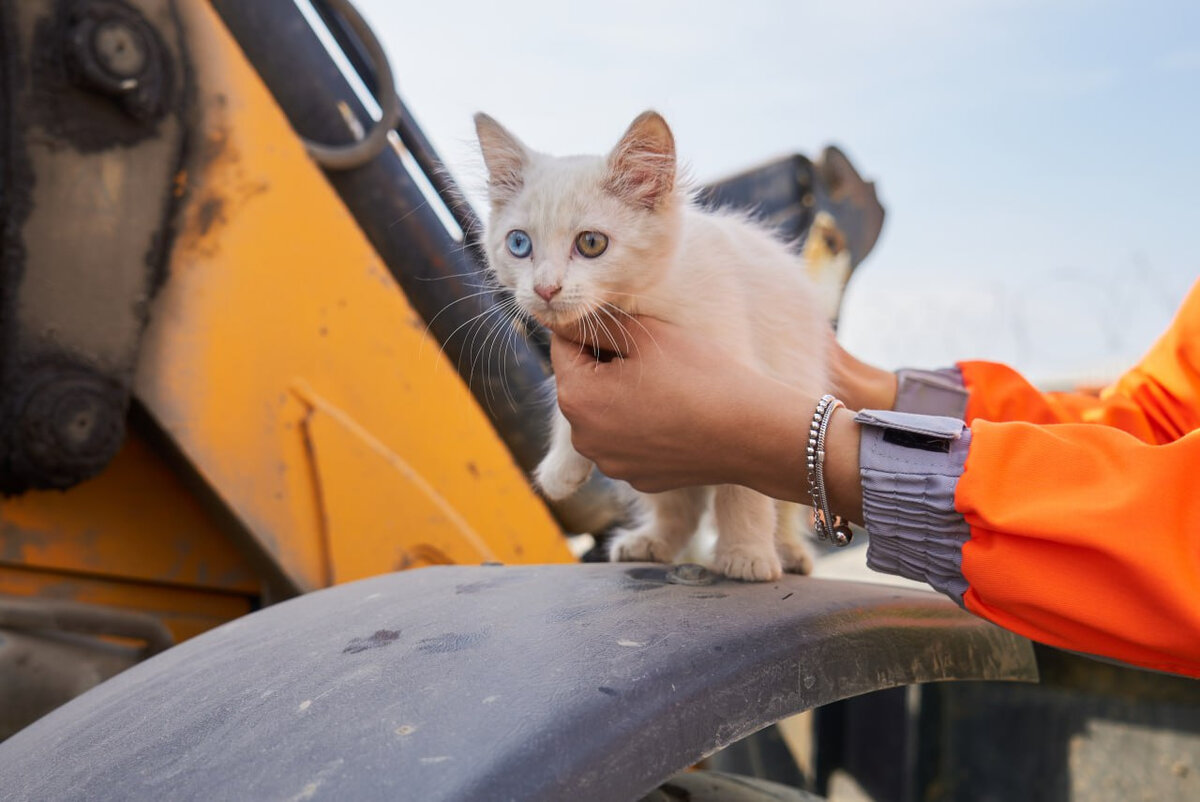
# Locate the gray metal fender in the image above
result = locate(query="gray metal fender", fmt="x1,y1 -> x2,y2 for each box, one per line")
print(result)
0,564 -> 1037,801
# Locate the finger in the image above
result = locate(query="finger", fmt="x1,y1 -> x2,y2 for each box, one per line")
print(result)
618,315 -> 675,360
544,319 -> 620,357
549,333 -> 599,371
590,308 -> 643,356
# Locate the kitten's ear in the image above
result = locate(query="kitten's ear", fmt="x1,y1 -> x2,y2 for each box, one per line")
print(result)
475,112 -> 531,205
605,111 -> 676,210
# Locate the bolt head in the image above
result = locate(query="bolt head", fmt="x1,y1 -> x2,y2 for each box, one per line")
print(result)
92,19 -> 147,82
66,7 -> 157,99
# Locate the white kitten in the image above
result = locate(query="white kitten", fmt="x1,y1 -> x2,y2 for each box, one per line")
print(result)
475,110 -> 828,581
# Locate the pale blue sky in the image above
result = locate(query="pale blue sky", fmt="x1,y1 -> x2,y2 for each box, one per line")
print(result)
356,0 -> 1199,385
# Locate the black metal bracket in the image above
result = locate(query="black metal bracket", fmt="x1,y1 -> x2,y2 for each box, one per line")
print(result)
0,0 -> 189,493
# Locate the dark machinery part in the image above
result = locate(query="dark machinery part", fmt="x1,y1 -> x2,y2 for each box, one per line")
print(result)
0,565 -> 1037,801
296,0 -> 400,170
816,645 -> 1200,801
307,0 -> 489,265
640,770 -> 822,801
700,149 -> 885,271
0,594 -> 174,739
62,0 -> 171,121
0,0 -> 188,493
0,629 -> 142,742
0,594 -> 173,656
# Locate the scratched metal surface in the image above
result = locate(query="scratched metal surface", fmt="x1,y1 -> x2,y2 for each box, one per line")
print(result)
0,564 -> 1037,801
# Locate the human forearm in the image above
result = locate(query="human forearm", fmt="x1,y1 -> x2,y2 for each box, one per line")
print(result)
732,380 -> 863,523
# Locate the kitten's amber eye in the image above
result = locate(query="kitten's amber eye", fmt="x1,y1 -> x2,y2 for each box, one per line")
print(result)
575,231 -> 608,258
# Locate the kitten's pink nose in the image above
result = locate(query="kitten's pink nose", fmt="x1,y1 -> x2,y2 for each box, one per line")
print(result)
534,284 -> 562,302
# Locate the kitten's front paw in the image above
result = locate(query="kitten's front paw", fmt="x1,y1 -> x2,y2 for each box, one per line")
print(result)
609,528 -> 676,564
714,544 -> 783,582
534,451 -> 593,500
774,502 -> 814,575
776,538 -> 814,576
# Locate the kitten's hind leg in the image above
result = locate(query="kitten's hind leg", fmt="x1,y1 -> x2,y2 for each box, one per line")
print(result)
535,408 -> 594,501
610,486 -> 707,564
712,485 -> 782,582
775,501 -> 814,576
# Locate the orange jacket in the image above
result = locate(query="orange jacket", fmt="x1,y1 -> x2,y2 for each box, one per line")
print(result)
955,279 -> 1200,677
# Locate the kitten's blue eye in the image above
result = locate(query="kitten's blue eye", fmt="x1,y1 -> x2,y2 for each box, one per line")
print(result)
506,230 -> 532,258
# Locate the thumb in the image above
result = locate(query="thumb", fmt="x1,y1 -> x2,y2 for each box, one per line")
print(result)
549,332 -> 601,373
548,310 -> 652,357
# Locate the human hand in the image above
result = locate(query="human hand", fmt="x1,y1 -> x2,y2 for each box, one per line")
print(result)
549,314 -> 864,519
549,316 -> 792,494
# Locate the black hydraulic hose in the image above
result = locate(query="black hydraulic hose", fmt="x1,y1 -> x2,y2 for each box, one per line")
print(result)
0,595 -> 173,657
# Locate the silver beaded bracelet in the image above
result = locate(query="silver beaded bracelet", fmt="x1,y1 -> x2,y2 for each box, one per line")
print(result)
807,394 -> 854,547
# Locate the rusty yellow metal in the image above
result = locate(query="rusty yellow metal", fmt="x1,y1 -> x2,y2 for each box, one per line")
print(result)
130,0 -> 569,593
0,428 -> 261,642
0,564 -> 253,644
0,432 -> 258,594
0,0 -> 569,644
301,388 -> 500,581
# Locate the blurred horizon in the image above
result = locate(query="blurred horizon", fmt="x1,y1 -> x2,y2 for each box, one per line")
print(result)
354,0 -> 1199,386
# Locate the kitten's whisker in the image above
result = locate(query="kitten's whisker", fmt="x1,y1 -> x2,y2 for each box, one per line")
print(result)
600,300 -> 663,358
479,297 -> 526,411
594,305 -> 651,392
466,303 -> 508,373
589,309 -> 620,353
428,307 -> 490,367
429,291 -> 520,357
457,303 -> 508,372
419,292 -> 518,361
462,305 -> 514,406
480,297 -> 525,379
593,304 -> 635,357
386,197 -> 433,230
618,311 -> 665,357
422,287 -> 513,346
502,306 -> 525,366
590,311 -> 638,383
585,310 -> 634,415
472,303 -> 521,410
578,313 -> 597,362
414,270 -> 500,284
571,316 -> 591,361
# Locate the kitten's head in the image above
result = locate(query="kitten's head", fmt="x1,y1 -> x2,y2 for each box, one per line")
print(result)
474,111 -> 683,333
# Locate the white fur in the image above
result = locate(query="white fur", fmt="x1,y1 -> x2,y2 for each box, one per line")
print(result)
476,111 -> 826,581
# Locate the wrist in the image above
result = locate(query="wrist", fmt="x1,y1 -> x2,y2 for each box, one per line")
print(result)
823,407 -> 863,524
832,341 -> 897,411
729,381 -> 810,503
731,382 -> 863,523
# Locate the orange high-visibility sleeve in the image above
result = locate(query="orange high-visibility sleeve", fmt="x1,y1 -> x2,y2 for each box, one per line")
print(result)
959,279 -> 1200,444
947,280 -> 1200,677
956,419 -> 1200,678
868,282 -> 1200,676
